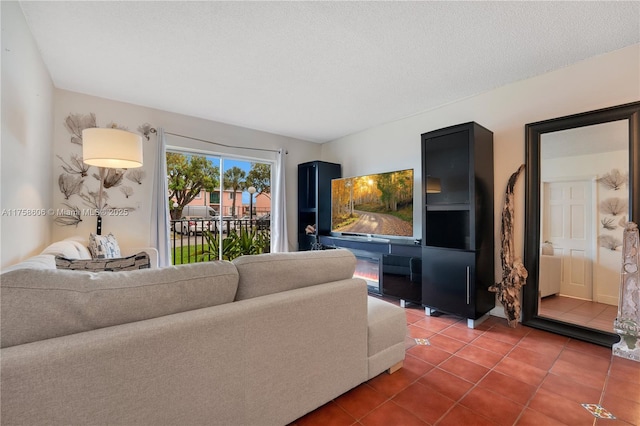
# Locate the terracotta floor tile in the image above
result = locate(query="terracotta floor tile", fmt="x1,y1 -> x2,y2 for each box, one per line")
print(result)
594,417 -> 637,426
392,382 -> 456,424
493,357 -> 548,387
412,317 -> 452,333
602,392 -> 640,426
294,400 -> 356,426
405,336 -> 418,350
402,353 -> 435,377
428,334 -> 466,354
566,338 -> 613,359
290,295 -> 640,425
507,346 -> 558,371
459,387 -> 524,426
418,367 -> 474,401
517,335 -> 565,358
477,370 -> 537,405
515,408 -> 566,426
528,388 -> 600,425
604,375 -> 640,404
470,334 -> 515,356
526,328 -> 571,345
440,324 -> 483,343
541,372 -> 603,404
482,325 -> 527,345
550,358 -> 607,390
366,368 -> 419,398
454,344 -> 504,368
405,309 -> 425,325
407,344 -> 451,366
334,383 -> 388,420
489,317 -> 528,330
609,356 -> 640,384
360,401 -> 427,426
428,312 -> 464,325
439,355 -> 490,383
557,347 -> 611,375
407,324 -> 437,339
437,403 -> 498,426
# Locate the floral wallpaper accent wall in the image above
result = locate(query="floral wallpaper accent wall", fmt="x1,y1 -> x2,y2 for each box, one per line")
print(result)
55,113 -> 149,227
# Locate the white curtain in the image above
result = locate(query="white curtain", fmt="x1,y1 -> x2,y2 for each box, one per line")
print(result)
271,148 -> 289,252
150,128 -> 171,266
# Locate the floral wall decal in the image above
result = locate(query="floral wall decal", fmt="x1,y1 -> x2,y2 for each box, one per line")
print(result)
137,123 -> 156,141
57,154 -> 89,176
63,113 -> 96,145
599,197 -> 628,216
55,112 -> 150,226
53,203 -> 83,227
601,217 -> 616,231
126,169 -> 145,185
120,186 -> 134,198
58,174 -> 84,200
597,168 -> 628,190
599,235 -> 623,251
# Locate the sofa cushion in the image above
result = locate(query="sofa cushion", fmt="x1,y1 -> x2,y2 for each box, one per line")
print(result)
55,252 -> 151,271
232,249 -> 356,301
88,232 -> 121,258
0,261 -> 239,348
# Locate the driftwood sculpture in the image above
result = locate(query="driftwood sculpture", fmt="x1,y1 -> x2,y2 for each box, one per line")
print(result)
489,164 -> 528,328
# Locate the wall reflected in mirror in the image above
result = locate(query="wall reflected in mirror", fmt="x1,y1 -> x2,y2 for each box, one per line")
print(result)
538,119 -> 629,333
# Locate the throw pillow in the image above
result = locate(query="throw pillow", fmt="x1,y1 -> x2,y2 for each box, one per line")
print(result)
89,232 -> 121,258
55,252 -> 150,272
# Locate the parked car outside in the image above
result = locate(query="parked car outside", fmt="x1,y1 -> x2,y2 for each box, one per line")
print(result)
256,213 -> 270,229
175,217 -> 213,235
181,205 -> 217,218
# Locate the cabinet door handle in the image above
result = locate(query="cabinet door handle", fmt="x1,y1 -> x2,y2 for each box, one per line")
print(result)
466,266 -> 470,304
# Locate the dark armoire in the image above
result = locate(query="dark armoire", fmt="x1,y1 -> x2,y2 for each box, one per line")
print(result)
421,122 -> 495,328
297,161 -> 341,250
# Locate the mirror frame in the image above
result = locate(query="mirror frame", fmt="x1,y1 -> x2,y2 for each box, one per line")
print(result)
523,101 -> 640,347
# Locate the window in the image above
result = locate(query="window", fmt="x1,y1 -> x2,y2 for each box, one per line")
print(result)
167,151 -> 272,263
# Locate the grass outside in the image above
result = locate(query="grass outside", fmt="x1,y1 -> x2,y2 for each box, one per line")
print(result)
171,244 -> 215,265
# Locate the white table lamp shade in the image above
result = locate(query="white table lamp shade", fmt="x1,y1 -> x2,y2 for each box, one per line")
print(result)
82,128 -> 143,168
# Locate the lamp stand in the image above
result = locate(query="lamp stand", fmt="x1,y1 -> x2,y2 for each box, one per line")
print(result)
96,167 -> 105,235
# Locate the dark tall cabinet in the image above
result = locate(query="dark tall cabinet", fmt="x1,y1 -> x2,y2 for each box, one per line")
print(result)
297,161 -> 341,251
421,122 -> 494,327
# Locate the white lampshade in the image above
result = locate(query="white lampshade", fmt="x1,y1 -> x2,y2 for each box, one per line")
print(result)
82,128 -> 143,168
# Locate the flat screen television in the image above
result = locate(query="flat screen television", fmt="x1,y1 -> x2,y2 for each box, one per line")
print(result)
330,168 -> 414,239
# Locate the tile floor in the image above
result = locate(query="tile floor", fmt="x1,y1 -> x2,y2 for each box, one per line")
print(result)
539,295 -> 618,334
291,298 -> 640,426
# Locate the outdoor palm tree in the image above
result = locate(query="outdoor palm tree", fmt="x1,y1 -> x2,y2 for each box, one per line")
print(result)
224,166 -> 246,217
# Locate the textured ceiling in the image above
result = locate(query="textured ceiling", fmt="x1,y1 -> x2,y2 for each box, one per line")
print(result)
19,1 -> 640,143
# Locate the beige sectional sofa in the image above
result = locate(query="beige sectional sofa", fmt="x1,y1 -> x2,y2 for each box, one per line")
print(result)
0,247 -> 406,425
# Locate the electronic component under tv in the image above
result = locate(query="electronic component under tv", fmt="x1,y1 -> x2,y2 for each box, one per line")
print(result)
330,168 -> 414,239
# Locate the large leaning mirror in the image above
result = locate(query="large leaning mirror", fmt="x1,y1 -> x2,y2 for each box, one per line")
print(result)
523,101 -> 640,347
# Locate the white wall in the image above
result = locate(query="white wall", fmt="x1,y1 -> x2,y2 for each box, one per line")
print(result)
321,44 -> 640,317
52,90 -> 320,251
1,1 -> 55,268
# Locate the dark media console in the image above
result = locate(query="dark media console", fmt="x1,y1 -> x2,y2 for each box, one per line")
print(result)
318,235 -> 422,306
